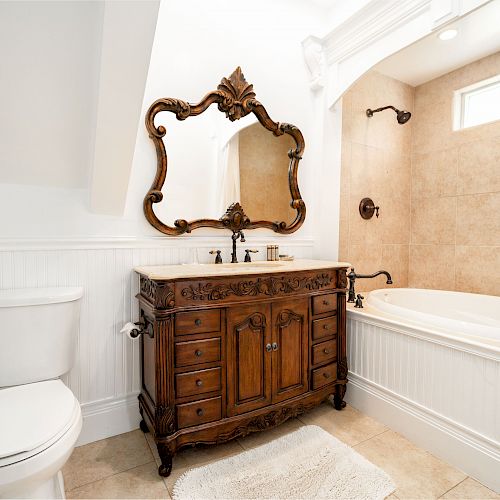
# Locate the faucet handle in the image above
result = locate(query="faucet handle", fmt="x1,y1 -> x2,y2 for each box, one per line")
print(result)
244,249 -> 259,263
209,249 -> 222,264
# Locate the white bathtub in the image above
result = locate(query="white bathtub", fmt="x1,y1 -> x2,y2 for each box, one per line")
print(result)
346,288 -> 500,492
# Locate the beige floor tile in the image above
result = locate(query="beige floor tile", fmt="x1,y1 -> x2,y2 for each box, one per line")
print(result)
298,402 -> 388,446
145,431 -> 160,460
355,430 -> 466,499
440,477 -> 500,499
66,461 -> 169,499
63,430 -> 154,491
237,416 -> 304,450
155,440 -> 245,495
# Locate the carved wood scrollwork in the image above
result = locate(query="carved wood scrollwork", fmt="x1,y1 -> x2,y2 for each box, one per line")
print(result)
144,66 -> 306,235
181,273 -> 333,302
140,277 -> 175,309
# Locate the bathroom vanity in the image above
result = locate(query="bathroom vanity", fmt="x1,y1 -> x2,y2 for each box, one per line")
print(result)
134,260 -> 349,476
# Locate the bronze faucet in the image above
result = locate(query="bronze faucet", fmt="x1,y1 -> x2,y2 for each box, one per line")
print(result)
231,231 -> 245,263
347,268 -> 392,303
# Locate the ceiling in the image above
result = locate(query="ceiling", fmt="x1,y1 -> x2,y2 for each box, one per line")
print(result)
375,0 -> 500,87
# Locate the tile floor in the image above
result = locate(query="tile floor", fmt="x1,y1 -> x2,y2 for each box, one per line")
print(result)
63,403 -> 499,499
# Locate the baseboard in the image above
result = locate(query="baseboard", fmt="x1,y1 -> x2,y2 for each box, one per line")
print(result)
346,373 -> 500,493
77,393 -> 141,447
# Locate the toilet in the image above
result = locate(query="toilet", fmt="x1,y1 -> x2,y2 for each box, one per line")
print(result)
0,287 -> 83,499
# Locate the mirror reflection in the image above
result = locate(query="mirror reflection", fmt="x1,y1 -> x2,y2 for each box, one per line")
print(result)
153,106 -> 296,226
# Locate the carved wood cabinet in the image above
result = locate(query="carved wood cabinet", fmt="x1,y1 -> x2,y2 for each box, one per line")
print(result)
134,261 -> 349,477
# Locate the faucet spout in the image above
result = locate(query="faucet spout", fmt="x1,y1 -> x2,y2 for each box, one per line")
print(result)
347,268 -> 392,303
231,231 -> 245,263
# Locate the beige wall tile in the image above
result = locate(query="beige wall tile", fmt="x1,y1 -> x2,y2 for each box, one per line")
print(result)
63,430 -> 154,492
349,143 -> 385,199
411,197 -> 456,245
354,431 -> 466,499
441,477 -> 500,499
455,246 -> 500,296
456,193 -> 500,246
408,245 -> 455,290
381,194 -> 411,245
66,462 -> 168,499
457,136 -> 500,195
381,244 -> 409,287
411,149 -> 458,199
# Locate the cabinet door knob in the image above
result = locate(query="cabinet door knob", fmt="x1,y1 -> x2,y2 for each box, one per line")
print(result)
323,372 -> 331,379
196,408 -> 204,416
195,319 -> 202,326
323,348 -> 331,354
272,342 -> 278,351
265,343 -> 272,352
195,350 -> 203,357
196,379 -> 203,386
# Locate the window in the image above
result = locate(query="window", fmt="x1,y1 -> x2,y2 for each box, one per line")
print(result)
453,74 -> 500,130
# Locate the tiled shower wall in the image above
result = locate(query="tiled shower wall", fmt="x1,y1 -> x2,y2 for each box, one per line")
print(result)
339,71 -> 413,292
340,53 -> 500,296
409,52 -> 500,296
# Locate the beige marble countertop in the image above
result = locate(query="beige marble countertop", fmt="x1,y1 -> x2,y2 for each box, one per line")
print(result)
134,259 -> 351,280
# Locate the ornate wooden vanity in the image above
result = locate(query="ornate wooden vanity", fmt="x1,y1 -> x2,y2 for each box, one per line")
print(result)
135,260 -> 349,476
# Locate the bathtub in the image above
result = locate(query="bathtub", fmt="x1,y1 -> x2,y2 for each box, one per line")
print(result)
345,288 -> 500,492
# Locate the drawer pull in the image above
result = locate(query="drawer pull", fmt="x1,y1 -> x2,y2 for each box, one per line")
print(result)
196,408 -> 204,416
266,343 -> 272,352
196,379 -> 203,386
323,348 -> 331,354
195,350 -> 203,357
323,324 -> 330,330
272,342 -> 278,351
323,300 -> 329,306
195,318 -> 202,326
323,372 -> 331,379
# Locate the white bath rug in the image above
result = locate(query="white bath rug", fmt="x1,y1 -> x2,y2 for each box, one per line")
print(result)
173,424 -> 395,499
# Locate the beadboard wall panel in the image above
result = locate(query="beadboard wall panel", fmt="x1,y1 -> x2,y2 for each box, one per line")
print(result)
0,238 -> 313,444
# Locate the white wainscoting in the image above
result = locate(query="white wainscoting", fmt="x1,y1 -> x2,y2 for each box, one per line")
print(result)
0,236 -> 313,446
345,314 -> 500,493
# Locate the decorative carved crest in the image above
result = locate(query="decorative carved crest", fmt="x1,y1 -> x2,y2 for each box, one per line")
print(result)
143,67 -> 306,236
220,202 -> 250,232
217,67 -> 257,121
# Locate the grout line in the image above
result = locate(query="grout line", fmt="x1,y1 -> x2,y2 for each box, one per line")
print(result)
65,460 -> 158,495
437,476 -> 469,499
352,429 -> 390,448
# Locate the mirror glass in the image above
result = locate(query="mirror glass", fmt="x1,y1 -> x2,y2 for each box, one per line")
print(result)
153,106 -> 296,227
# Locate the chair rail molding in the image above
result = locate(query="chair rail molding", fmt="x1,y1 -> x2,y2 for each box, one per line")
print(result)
303,0 -> 491,107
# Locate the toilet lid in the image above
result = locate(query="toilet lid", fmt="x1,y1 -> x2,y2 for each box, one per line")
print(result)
0,379 -> 78,460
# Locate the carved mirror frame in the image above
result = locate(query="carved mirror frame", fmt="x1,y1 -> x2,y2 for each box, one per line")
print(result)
144,67 -> 306,235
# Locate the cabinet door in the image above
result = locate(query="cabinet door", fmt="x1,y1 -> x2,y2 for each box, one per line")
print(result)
226,303 -> 272,416
271,298 -> 309,403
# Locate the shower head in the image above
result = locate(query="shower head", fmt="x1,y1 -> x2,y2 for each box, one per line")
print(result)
366,105 -> 411,125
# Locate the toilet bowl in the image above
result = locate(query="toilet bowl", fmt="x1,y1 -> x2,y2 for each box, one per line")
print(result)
0,381 -> 82,499
0,287 -> 83,499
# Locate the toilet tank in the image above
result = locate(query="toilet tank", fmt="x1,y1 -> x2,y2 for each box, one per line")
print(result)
0,287 -> 83,387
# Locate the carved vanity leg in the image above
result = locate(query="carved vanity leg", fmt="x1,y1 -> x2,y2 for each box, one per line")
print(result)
139,419 -> 149,433
157,443 -> 173,477
333,384 -> 347,411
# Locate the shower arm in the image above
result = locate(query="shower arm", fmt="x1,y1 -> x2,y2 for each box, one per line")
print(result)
366,106 -> 397,117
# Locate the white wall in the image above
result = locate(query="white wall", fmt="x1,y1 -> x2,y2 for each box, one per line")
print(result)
0,0 -> 325,444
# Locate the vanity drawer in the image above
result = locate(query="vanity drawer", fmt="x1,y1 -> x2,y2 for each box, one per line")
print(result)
176,396 -> 221,428
312,293 -> 337,316
175,338 -> 221,367
175,367 -> 221,398
311,362 -> 337,390
312,316 -> 337,341
175,309 -> 221,336
312,339 -> 337,366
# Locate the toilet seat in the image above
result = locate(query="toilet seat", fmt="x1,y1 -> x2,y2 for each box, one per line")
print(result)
0,380 -> 80,467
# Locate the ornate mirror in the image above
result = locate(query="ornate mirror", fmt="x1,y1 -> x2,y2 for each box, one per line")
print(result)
144,67 -> 306,235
